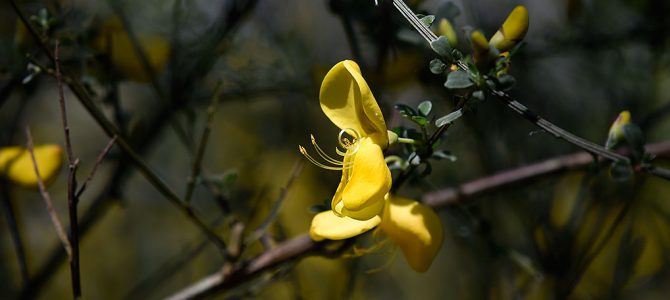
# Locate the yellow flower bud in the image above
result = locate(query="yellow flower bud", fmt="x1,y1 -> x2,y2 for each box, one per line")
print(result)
0,145 -> 62,188
437,18 -> 458,48
489,6 -> 529,52
471,30 -> 498,71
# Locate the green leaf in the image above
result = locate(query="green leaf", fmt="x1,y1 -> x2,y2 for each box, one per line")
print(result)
435,109 -> 463,127
419,15 -> 435,27
411,115 -> 428,126
395,104 -> 417,118
429,59 -> 447,74
444,70 -> 473,89
430,36 -> 453,59
418,100 -> 433,116
409,153 -> 421,165
497,74 -> 516,90
472,90 -> 485,101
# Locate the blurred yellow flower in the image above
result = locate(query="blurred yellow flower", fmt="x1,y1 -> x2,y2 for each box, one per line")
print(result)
437,18 -> 458,48
93,16 -> 170,83
605,110 -> 631,149
0,144 -> 62,188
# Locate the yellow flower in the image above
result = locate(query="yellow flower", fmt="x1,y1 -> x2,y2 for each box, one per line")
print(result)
0,145 -> 62,188
93,16 -> 170,83
303,60 -> 443,272
300,60 -> 391,220
311,194 -> 444,273
489,5 -> 529,52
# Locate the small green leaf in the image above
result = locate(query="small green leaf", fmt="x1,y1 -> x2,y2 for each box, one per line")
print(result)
444,70 -> 473,89
497,74 -> 516,90
430,36 -> 453,59
409,153 -> 421,165
418,100 -> 433,116
472,90 -> 485,101
419,15 -> 435,27
429,59 -> 447,74
411,115 -> 428,126
395,104 -> 417,118
435,109 -> 463,127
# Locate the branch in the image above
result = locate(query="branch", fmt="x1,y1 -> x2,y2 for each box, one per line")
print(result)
24,127 -> 73,260
165,141 -> 670,299
54,39 -> 82,298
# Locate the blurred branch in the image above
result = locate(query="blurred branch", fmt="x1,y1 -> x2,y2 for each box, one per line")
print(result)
75,136 -> 117,199
11,0 -> 227,253
166,141 -> 670,299
0,180 -> 30,287
24,127 -> 73,261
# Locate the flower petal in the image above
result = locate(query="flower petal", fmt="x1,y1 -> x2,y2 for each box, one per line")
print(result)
338,138 -> 390,220
320,60 -> 388,147
310,210 -> 381,241
489,5 -> 529,52
380,195 -> 444,273
0,145 -> 63,188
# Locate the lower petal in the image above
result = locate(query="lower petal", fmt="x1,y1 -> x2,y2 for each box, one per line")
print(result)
380,195 -> 444,273
310,210 -> 381,241
341,138 -> 391,219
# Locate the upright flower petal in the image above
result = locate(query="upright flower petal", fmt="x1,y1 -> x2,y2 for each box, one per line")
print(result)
332,138 -> 391,220
0,145 -> 62,188
310,210 -> 381,241
379,195 -> 444,273
320,60 -> 388,147
489,6 -> 529,52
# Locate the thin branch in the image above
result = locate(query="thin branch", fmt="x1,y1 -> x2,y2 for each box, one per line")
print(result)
54,39 -> 82,298
391,0 -> 630,164
166,141 -> 670,299
10,0 -> 227,253
184,84 -> 222,203
75,135 -> 118,199
0,181 -> 30,287
24,127 -> 73,260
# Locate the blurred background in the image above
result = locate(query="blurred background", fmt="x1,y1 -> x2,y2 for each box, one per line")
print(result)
1,0 -> 670,299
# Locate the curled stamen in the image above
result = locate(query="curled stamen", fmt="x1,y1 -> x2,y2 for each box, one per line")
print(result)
300,133 -> 357,171
338,128 -> 361,153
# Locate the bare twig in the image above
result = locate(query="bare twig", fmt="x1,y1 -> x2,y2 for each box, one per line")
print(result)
184,83 -> 223,203
165,141 -> 670,299
54,39 -> 82,298
25,127 -> 73,260
10,0 -> 227,253
75,135 -> 118,199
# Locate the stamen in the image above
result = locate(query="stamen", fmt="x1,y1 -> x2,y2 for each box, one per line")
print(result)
299,145 -> 344,171
299,129 -> 362,171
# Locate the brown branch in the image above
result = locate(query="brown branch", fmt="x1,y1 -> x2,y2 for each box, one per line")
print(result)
54,39 -> 82,298
165,141 -> 670,299
75,135 -> 117,199
24,127 -> 73,260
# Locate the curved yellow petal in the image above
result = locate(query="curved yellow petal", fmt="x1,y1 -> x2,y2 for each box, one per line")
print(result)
338,138 -> 390,220
489,6 -> 529,52
320,60 -> 388,147
310,210 -> 381,241
380,195 -> 444,273
0,145 -> 63,188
